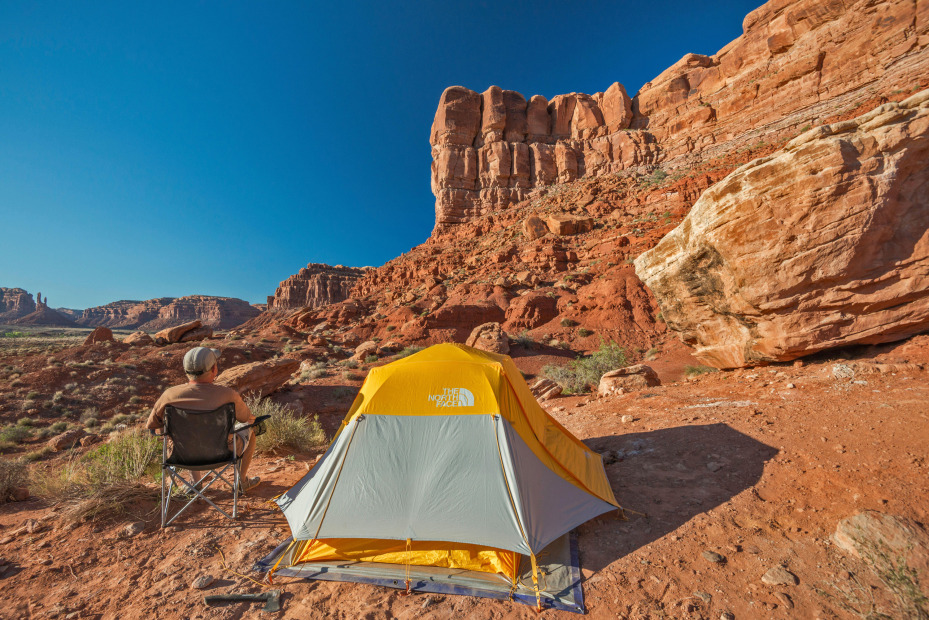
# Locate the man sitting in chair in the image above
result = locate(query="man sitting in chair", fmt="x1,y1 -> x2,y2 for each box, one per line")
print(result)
146,346 -> 260,492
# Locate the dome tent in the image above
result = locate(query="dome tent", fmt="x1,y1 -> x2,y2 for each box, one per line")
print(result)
257,343 -> 619,612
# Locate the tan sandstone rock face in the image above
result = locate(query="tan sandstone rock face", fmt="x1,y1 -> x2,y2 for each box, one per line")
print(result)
598,364 -> 660,396
78,296 -> 260,330
267,263 -> 369,311
0,288 -> 36,322
215,358 -> 300,398
635,90 -> 929,368
465,322 -> 510,354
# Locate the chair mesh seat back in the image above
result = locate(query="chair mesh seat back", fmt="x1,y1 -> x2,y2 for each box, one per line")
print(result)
164,403 -> 236,466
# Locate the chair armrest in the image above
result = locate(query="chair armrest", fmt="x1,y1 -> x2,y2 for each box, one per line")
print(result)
239,415 -> 271,430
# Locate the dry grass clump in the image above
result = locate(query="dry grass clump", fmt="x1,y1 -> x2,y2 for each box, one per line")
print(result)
33,428 -> 161,523
247,396 -> 326,454
0,458 -> 29,502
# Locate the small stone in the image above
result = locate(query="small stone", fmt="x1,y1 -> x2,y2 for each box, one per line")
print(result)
720,613 -> 735,620
10,487 -> 29,502
762,566 -> 799,586
786,383 -> 795,389
421,595 -> 440,609
694,591 -> 712,604
191,574 -> 214,590
702,550 -> 726,564
123,522 -> 145,537
774,592 -> 794,609
707,462 -> 723,472
621,415 -> 634,423
25,519 -> 42,534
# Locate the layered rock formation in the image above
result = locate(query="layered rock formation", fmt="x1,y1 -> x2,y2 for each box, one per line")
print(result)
0,288 -> 35,322
78,296 -> 260,331
12,295 -> 78,327
635,90 -> 929,368
430,0 -> 929,230
267,264 -> 368,311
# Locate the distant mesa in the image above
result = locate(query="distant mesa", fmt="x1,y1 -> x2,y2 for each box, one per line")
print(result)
267,263 -> 370,312
78,295 -> 261,330
8,292 -> 78,328
1,288 -> 260,331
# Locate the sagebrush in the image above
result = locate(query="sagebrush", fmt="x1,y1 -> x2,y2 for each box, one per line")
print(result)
542,341 -> 627,394
247,396 -> 326,454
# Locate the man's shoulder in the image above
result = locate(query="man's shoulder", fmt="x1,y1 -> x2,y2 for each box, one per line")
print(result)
158,382 -> 242,402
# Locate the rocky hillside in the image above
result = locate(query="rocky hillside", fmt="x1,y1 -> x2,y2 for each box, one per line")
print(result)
245,0 -> 927,369
78,296 -> 260,331
267,264 -> 369,311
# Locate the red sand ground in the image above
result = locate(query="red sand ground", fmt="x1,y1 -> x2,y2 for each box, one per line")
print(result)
1,334 -> 927,619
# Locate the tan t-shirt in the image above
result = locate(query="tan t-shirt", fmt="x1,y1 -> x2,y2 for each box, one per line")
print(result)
146,382 -> 254,431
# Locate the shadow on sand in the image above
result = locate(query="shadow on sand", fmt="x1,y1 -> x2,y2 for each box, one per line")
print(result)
579,423 -> 778,572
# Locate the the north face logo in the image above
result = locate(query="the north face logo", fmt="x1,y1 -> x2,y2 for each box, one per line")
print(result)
428,387 -> 475,407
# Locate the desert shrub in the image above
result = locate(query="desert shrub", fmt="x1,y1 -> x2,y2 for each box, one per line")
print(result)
340,359 -> 359,369
577,328 -> 593,337
23,447 -> 52,462
50,421 -> 68,433
0,459 -> 28,502
80,428 -> 160,488
111,414 -> 130,424
81,407 -> 99,422
301,367 -> 327,381
128,396 -> 142,404
83,417 -> 100,428
560,318 -> 578,328
0,425 -> 33,445
395,346 -> 424,358
365,355 -> 378,364
17,417 -> 36,427
513,331 -> 534,348
684,365 -> 717,377
52,391 -> 64,403
246,396 -> 326,454
25,391 -> 39,401
542,341 -> 627,394
385,325 -> 396,332
342,371 -> 360,382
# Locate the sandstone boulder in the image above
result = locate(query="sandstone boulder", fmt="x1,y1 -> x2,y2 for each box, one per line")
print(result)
154,320 -> 201,346
83,327 -> 114,345
635,91 -> 929,368
530,378 -> 563,401
522,216 -> 548,240
351,341 -> 379,361
465,322 -> 510,354
598,364 -> 660,396
545,214 -> 594,236
216,358 -> 300,398
178,325 -> 214,343
123,331 -> 154,346
47,429 -> 86,452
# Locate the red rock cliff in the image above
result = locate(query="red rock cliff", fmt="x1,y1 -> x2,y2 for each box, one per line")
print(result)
267,264 -> 369,311
79,296 -> 260,331
430,0 -> 929,231
0,288 -> 36,322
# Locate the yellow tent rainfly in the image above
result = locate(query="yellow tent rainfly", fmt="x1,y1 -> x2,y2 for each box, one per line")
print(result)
256,343 -> 619,613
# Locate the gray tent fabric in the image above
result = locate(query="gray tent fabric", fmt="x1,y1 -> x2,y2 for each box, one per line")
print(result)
495,415 -> 617,552
276,413 -> 615,557
277,413 -> 532,554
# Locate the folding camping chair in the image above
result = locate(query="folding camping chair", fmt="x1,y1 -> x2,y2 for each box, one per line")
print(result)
159,403 -> 264,528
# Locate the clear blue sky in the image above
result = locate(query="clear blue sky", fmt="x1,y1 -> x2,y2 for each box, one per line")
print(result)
0,1 -> 761,309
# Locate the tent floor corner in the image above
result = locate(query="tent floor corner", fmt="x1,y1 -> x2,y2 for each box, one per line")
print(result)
254,532 -> 586,614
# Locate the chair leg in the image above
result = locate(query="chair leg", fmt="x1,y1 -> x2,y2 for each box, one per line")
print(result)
161,467 -> 167,528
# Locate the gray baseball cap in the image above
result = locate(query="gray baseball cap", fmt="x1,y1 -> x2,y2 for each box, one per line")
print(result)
183,346 -> 221,375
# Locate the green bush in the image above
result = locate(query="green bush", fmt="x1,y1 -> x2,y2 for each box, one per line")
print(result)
50,421 -> 68,433
17,417 -> 36,427
365,355 -> 378,364
0,425 -> 33,445
0,459 -> 28,501
513,331 -> 534,348
560,318 -> 578,328
396,346 -> 424,359
247,396 -> 326,454
340,359 -> 359,369
542,341 -> 627,394
80,428 -> 160,488
577,328 -> 593,337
